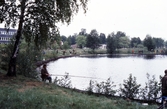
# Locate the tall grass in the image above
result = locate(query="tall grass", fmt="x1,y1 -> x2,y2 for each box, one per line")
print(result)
0,81 -> 159,109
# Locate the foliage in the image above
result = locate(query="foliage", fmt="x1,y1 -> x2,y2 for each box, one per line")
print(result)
130,37 -> 142,48
139,73 -> 161,100
106,33 -> 117,54
17,43 -> 42,78
0,39 -> 42,78
62,41 -> 70,50
153,37 -> 164,48
68,35 -> 77,45
114,31 -> 126,49
165,41 -> 167,48
54,73 -> 72,88
143,35 -> 156,51
137,44 -> 144,48
118,36 -> 130,48
99,33 -> 106,44
0,40 -> 14,71
95,78 -> 116,95
86,78 -> 116,96
0,75 -> 160,109
76,35 -> 86,48
106,31 -> 129,54
0,0 -> 88,76
0,72 -> 162,109
119,74 -> 141,99
86,80 -> 95,95
0,85 -> 157,109
86,29 -> 100,51
61,35 -> 67,42
0,0 -> 88,46
79,28 -> 87,36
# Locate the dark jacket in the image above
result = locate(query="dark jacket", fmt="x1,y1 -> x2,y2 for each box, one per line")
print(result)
161,75 -> 167,96
41,68 -> 49,79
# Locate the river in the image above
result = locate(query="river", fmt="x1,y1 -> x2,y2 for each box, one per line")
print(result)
45,54 -> 167,90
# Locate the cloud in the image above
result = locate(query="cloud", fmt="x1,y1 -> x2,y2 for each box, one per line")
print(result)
59,0 -> 167,40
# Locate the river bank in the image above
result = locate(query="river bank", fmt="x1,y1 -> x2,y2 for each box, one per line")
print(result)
36,54 -> 79,67
0,72 -> 159,109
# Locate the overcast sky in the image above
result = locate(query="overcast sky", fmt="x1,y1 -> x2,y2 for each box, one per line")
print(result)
1,0 -> 167,40
59,0 -> 167,40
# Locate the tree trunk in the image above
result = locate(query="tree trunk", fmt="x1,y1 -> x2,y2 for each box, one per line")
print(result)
6,0 -> 26,77
6,33 -> 21,76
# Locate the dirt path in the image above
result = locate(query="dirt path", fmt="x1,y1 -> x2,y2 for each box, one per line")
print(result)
0,73 -> 44,92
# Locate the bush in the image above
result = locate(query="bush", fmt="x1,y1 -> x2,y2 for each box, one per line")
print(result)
95,78 -> 116,95
86,78 -> 116,96
0,40 -> 15,71
0,40 -> 42,78
139,73 -> 161,100
17,44 -> 42,78
54,73 -> 72,88
119,74 -> 141,99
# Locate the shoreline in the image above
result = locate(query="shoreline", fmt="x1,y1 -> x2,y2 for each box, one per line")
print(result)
36,53 -> 166,67
36,54 -> 79,67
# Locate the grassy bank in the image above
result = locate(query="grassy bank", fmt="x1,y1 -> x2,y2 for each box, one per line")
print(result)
0,72 -> 159,109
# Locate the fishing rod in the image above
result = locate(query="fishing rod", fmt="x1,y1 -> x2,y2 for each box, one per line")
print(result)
50,74 -> 106,80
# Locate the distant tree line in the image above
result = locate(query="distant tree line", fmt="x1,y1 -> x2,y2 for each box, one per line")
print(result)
60,28 -> 167,54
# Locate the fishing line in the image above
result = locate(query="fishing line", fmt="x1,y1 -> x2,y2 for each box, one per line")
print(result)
50,74 -> 106,80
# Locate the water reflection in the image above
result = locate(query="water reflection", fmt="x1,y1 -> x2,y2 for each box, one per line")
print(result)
143,54 -> 156,59
107,54 -> 134,58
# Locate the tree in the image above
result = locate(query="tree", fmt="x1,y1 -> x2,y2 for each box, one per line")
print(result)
0,0 -> 88,76
130,37 -> 142,48
153,38 -> 164,48
71,35 -> 77,45
106,33 -> 117,54
115,31 -> 126,38
63,41 -> 70,50
86,29 -> 100,51
165,41 -> 167,48
79,28 -> 87,36
61,35 -> 67,42
76,35 -> 86,48
114,31 -> 126,49
99,33 -> 106,44
143,35 -> 156,51
118,36 -> 130,48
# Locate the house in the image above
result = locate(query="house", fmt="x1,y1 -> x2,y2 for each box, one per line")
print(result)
0,28 -> 17,44
99,44 -> 106,49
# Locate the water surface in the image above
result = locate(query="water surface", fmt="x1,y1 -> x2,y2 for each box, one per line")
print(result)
46,54 -> 167,90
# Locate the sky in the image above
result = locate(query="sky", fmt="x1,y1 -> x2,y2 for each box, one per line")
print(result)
58,0 -> 167,40
1,0 -> 167,41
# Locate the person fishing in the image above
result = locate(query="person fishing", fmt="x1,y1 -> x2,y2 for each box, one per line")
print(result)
41,64 -> 52,83
159,69 -> 167,109
161,70 -> 167,97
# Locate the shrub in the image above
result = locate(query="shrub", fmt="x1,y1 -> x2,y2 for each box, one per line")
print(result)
139,73 -> 161,100
95,77 -> 116,95
17,44 -> 42,78
0,41 -> 14,71
54,72 -> 72,88
119,74 -> 141,99
0,40 -> 42,78
86,80 -> 95,95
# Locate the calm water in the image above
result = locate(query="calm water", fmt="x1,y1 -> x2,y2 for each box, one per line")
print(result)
46,54 -> 167,90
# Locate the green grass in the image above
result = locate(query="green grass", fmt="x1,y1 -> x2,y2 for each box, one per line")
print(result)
0,73 -> 159,109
